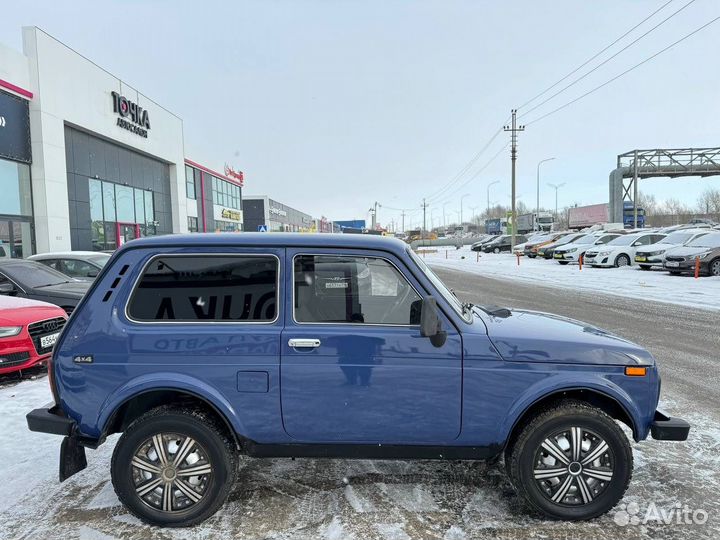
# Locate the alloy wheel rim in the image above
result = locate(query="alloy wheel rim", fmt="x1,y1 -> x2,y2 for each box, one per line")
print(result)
131,432 -> 213,513
617,256 -> 629,267
532,427 -> 614,506
711,260 -> 720,276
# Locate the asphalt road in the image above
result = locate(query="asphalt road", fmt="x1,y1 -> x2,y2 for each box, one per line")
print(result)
2,269 -> 718,540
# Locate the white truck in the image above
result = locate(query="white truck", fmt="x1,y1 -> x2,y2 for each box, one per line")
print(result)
517,212 -> 554,234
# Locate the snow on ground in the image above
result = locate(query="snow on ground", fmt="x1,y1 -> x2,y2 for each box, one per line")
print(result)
423,246 -> 720,311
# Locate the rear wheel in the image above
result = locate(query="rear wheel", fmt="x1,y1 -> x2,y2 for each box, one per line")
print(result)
506,400 -> 632,521
614,254 -> 631,268
558,261 -> 569,266
111,407 -> 237,527
493,247 -> 500,254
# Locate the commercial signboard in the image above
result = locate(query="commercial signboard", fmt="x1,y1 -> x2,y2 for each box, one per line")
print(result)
0,90 -> 31,163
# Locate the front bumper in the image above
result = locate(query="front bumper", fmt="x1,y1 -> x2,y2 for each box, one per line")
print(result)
650,409 -> 690,441
634,255 -> 663,266
27,403 -> 87,481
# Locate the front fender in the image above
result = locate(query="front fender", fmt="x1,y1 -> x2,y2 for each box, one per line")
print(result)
96,372 -> 246,440
499,372 -> 646,443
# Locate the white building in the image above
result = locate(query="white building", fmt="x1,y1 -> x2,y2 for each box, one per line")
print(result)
0,27 -> 242,256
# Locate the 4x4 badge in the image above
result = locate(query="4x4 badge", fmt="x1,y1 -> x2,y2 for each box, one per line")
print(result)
73,355 -> 93,364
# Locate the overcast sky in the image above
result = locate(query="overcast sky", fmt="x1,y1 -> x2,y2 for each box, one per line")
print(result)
2,0 -> 719,229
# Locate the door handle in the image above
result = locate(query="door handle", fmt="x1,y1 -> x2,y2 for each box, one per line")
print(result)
288,338 -> 321,348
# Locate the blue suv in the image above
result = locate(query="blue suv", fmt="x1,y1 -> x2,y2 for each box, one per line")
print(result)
27,233 -> 689,526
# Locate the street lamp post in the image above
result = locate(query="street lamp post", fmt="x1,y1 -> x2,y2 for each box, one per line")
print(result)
487,181 -> 500,217
460,193 -> 470,230
536,158 -> 555,230
443,202 -> 452,228
547,182 -> 566,220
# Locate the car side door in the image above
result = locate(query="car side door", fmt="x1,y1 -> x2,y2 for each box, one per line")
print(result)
280,248 -> 463,444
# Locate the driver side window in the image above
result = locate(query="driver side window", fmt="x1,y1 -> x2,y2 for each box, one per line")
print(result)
294,254 -> 422,325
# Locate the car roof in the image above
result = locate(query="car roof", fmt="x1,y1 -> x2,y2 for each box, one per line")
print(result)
118,233 -> 410,255
28,251 -> 108,259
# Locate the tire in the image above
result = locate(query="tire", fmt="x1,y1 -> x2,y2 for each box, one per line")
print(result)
558,261 -> 569,266
710,258 -> 720,277
614,254 -> 631,268
494,247 -> 500,254
506,400 -> 632,521
111,407 -> 237,527
528,254 -> 537,259
639,265 -> 651,271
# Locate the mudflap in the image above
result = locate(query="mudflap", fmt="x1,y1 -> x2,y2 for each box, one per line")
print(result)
59,435 -> 87,482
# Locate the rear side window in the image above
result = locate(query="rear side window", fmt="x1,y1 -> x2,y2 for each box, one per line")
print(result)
127,255 -> 278,322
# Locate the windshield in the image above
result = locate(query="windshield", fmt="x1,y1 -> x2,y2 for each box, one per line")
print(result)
2,262 -> 71,288
556,234 -> 583,246
574,234 -> 598,244
687,233 -> 720,248
607,234 -> 638,246
407,248 -> 471,322
89,254 -> 111,267
661,231 -> 697,245
537,216 -> 553,223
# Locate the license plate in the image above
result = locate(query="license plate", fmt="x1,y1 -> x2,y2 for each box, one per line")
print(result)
40,332 -> 60,348
554,253 -> 563,259
635,256 -> 647,262
665,261 -> 680,268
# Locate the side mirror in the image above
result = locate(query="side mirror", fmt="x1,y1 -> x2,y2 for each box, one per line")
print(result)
420,297 -> 447,347
87,270 -> 99,278
0,282 -> 16,295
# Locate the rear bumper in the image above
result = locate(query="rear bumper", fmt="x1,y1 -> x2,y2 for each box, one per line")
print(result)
650,409 -> 690,441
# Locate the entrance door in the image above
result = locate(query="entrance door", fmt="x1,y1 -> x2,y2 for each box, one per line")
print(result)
280,250 -> 463,444
0,219 -> 34,258
116,223 -> 141,247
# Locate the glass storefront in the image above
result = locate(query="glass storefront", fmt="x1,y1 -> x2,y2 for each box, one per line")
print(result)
89,178 -> 155,251
0,158 -> 34,258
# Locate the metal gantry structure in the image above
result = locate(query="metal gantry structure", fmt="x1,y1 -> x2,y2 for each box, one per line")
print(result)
610,147 -> 720,226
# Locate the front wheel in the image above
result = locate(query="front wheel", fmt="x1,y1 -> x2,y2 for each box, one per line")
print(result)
710,258 -> 720,276
494,247 -> 500,254
111,407 -> 237,527
506,400 -> 632,521
615,254 -> 631,268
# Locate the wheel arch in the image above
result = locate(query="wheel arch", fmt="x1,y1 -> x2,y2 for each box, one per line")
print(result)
503,386 -> 640,454
98,375 -> 244,449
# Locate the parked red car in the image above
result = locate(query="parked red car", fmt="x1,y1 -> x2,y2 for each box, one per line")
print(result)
0,296 -> 67,375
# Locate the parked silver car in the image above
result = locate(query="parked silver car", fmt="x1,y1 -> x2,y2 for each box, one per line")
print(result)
28,251 -> 111,281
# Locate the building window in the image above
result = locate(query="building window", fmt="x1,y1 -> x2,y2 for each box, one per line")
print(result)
185,165 -> 196,200
127,255 -> 278,322
215,220 -> 240,232
88,178 -> 156,250
212,176 -> 240,209
0,159 -> 32,216
188,216 -> 199,232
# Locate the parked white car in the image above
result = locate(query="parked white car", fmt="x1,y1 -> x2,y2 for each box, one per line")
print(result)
584,231 -> 667,268
633,229 -> 710,270
551,232 -> 622,264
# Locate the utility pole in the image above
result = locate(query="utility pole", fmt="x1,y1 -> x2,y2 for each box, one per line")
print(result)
504,109 -> 525,250
400,211 -> 406,233
370,201 -> 378,229
421,198 -> 429,241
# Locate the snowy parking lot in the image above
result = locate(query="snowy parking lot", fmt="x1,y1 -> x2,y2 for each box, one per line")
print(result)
424,246 -> 720,311
1,249 -> 718,539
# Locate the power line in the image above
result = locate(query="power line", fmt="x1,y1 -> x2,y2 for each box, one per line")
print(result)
423,124 -> 505,203
519,0 -> 698,119
433,142 -> 510,205
517,0 -> 676,111
524,14 -> 720,126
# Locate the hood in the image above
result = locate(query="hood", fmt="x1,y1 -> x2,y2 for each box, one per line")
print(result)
32,281 -> 90,298
636,241 -> 673,254
0,296 -> 66,326
478,308 -> 654,366
665,246 -> 716,257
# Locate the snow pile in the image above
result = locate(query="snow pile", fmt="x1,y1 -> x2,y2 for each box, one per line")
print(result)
425,247 -> 720,311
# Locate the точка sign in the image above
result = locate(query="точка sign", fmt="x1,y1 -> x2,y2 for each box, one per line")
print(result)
111,91 -> 150,138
